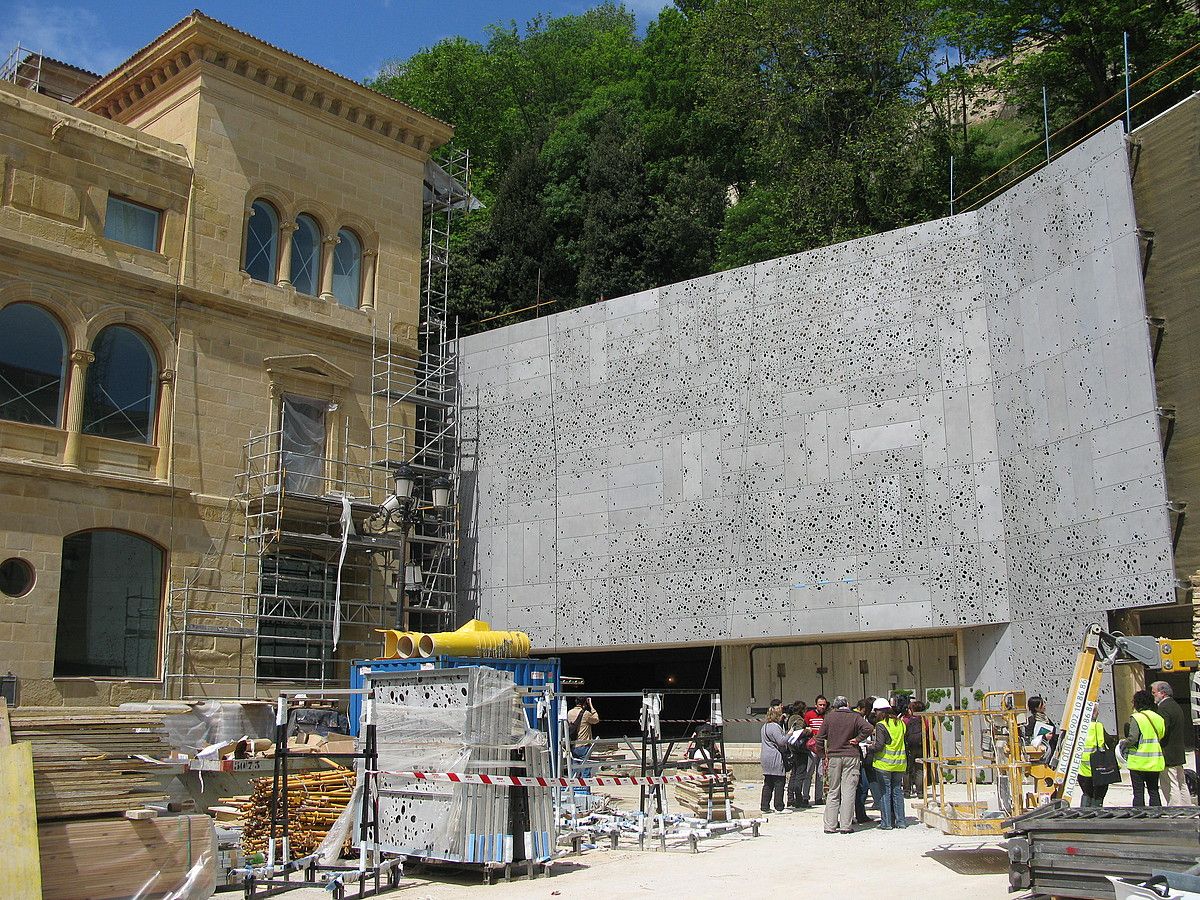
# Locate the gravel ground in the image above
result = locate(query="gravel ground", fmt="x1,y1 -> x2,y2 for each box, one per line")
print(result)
277,779 -> 1020,899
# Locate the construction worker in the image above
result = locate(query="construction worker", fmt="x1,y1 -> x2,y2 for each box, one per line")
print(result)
1076,703 -> 1111,808
1121,689 -> 1166,807
1150,681 -> 1196,805
871,699 -> 908,829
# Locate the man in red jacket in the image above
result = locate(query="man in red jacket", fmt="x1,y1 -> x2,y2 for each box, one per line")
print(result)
800,695 -> 829,806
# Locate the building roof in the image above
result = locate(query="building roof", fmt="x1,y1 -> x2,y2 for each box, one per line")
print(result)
74,10 -> 453,152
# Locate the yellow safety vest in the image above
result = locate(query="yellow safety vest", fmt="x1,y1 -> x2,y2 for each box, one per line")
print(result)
1078,721 -> 1105,778
1126,711 -> 1166,773
875,718 -> 907,772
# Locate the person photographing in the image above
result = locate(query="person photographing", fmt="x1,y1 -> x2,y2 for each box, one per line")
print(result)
568,697 -> 600,759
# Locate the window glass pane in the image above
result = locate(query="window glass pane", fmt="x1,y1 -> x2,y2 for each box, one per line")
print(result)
281,394 -> 326,494
54,530 -> 163,678
103,196 -> 160,251
83,326 -> 157,444
257,553 -> 332,682
332,229 -> 362,308
245,200 -> 279,283
0,303 -> 66,427
290,215 -> 320,296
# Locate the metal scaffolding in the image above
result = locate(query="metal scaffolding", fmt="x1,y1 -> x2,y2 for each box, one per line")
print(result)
372,147 -> 470,633
164,149 -> 471,699
0,45 -> 42,93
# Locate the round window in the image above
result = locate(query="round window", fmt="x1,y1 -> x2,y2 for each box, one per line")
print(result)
0,558 -> 34,598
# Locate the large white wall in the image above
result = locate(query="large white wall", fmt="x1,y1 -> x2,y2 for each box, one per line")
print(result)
458,123 -> 1174,704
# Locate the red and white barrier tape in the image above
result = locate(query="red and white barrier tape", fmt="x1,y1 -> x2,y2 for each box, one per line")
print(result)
606,717 -> 765,724
371,771 -> 727,788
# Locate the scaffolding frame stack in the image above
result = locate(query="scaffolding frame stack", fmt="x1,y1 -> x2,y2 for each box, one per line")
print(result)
164,149 -> 471,699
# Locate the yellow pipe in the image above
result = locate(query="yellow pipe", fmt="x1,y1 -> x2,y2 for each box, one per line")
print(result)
375,629 -> 424,660
415,619 -> 531,659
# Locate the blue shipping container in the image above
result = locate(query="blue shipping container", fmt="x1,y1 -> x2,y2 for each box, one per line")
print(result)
349,656 -> 562,737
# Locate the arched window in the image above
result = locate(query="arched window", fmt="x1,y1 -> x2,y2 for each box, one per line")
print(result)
290,214 -> 321,296
0,302 -> 67,427
244,199 -> 279,283
332,228 -> 362,309
54,530 -> 164,678
83,325 -> 157,444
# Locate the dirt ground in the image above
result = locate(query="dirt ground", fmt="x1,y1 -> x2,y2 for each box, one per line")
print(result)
281,779 -> 1020,899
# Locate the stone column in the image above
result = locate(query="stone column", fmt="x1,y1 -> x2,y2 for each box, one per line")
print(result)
154,368 -> 176,482
276,221 -> 298,287
360,249 -> 378,311
319,234 -> 340,302
62,349 -> 94,469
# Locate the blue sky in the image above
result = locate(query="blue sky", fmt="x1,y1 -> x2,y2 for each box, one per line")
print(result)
0,1 -> 673,83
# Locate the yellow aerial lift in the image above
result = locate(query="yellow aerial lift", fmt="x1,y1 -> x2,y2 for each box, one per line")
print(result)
918,624 -> 1199,834
1033,624 -> 1199,804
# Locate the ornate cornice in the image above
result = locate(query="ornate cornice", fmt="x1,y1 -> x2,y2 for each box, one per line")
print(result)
73,13 -> 453,156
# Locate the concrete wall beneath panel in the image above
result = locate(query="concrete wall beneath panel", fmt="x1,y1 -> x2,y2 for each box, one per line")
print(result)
459,123 -> 1174,710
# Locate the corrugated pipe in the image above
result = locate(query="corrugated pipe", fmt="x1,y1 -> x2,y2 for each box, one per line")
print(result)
407,619 -> 532,659
375,629 -> 424,659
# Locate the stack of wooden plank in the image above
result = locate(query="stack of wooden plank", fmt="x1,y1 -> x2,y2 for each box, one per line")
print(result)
38,814 -> 217,900
674,777 -> 741,820
11,707 -> 173,819
220,766 -> 354,859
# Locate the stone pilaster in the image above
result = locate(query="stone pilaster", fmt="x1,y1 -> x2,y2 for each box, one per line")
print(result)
360,248 -> 378,311
319,234 -> 340,302
154,368 -> 176,481
62,349 -> 94,469
276,221 -> 298,287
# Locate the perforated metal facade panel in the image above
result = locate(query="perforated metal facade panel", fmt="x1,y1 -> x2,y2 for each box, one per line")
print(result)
458,123 -> 1173,697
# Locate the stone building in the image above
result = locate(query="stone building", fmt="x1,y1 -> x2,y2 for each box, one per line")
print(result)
0,12 -> 453,706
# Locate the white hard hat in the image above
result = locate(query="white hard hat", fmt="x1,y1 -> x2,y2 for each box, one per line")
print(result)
872,698 -> 892,711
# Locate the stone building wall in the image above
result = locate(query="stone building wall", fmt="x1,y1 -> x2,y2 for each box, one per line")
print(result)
0,12 -> 449,705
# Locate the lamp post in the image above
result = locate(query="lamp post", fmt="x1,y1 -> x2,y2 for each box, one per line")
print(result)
378,463 -> 419,629
375,466 -> 454,630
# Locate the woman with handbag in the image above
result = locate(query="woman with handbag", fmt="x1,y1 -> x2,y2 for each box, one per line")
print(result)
760,707 -> 791,813
1077,703 -> 1118,807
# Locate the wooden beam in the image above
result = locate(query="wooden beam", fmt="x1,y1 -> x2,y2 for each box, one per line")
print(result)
0,742 -> 43,899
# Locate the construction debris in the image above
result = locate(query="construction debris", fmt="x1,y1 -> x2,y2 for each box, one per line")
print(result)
222,766 -> 354,860
11,707 -> 173,819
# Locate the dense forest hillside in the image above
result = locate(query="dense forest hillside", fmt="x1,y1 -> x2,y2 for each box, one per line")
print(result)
370,0 -> 1199,332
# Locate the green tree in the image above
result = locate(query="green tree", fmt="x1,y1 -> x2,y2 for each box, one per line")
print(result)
694,0 -> 945,268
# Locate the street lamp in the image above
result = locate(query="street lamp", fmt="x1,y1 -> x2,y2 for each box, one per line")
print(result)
377,463 -> 420,629
393,464 -> 415,505
432,475 -> 452,509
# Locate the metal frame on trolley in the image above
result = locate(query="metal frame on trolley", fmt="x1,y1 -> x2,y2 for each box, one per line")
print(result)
243,689 -> 402,900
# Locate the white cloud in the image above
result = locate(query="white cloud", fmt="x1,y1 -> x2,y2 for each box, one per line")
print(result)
0,6 -> 130,76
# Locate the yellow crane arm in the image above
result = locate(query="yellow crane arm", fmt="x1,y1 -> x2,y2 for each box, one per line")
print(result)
1044,625 -> 1199,802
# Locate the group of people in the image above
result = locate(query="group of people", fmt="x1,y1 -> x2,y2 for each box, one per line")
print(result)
1075,681 -> 1195,808
762,681 -> 1195,827
760,693 -> 927,832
